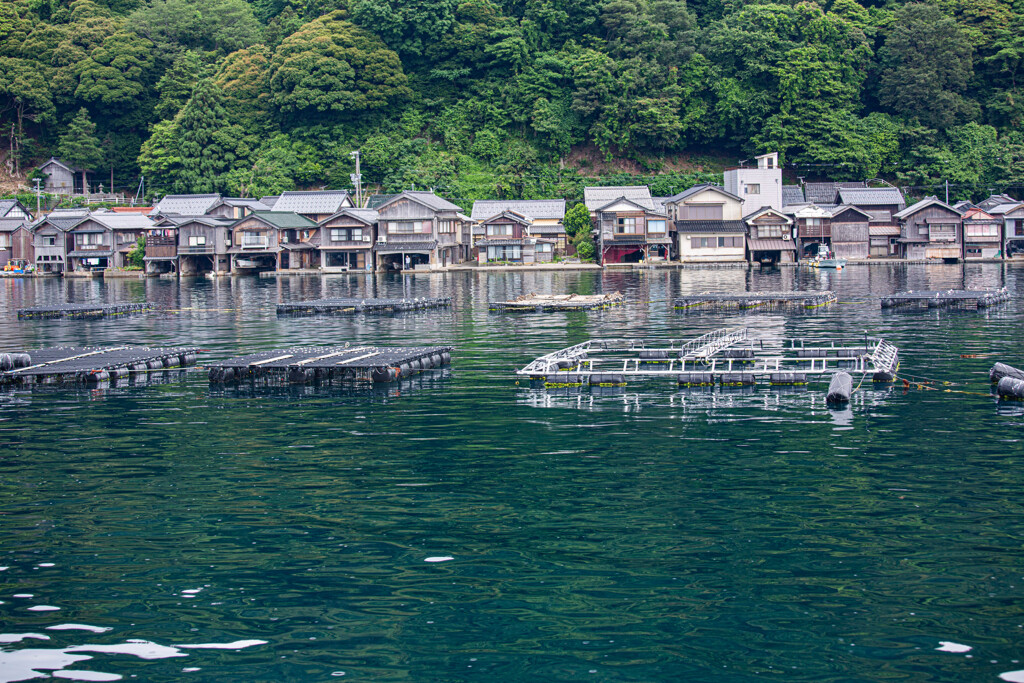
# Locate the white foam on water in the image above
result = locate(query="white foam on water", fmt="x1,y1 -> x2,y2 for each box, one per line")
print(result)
424,557 -> 454,563
1000,672 -> 1024,682
28,606 -> 61,612
47,625 -> 112,634
37,564 -> 55,568
0,633 -> 50,644
52,670 -> 122,681
0,567 -> 8,571
12,594 -> 33,598
0,648 -> 93,683
176,640 -> 268,650
181,668 -> 201,673
179,589 -> 202,595
936,641 -> 972,653
66,640 -> 187,660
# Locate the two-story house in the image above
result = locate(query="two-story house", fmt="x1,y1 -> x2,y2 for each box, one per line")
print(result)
744,207 -> 796,265
473,210 -> 555,265
835,186 -> 906,258
961,207 -> 1003,259
827,206 -> 872,260
893,196 -> 963,261
470,200 -> 568,254
65,212 -> 154,272
145,215 -> 235,275
0,219 -> 32,266
584,186 -> 669,264
227,211 -> 318,273
666,184 -> 746,264
318,208 -> 378,272
29,208 -> 89,274
790,204 -> 834,258
374,191 -> 468,270
988,202 -> 1024,259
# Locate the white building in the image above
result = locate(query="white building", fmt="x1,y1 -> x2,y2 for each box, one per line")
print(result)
724,152 -> 783,212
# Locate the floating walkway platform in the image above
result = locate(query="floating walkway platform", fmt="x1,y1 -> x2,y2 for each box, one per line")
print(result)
276,297 -> 451,316
0,346 -> 199,385
881,288 -> 1009,310
16,303 -> 154,319
489,292 -> 624,313
517,328 -> 899,388
674,291 -> 837,312
207,345 -> 452,384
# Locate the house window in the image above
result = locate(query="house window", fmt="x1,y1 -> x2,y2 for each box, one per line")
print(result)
389,221 -> 428,234
438,220 -> 454,234
967,224 -> 999,237
928,223 -> 957,242
330,228 -> 363,241
487,245 -> 521,261
240,231 -> 266,247
966,247 -> 982,255
537,242 -> 552,253
745,184 -> 760,195
43,236 -> 55,246
616,217 -> 636,233
0,235 -> 9,249
647,220 -> 666,234
188,235 -> 207,246
758,224 -> 785,238
805,218 -> 821,227
79,233 -> 102,245
487,224 -> 514,237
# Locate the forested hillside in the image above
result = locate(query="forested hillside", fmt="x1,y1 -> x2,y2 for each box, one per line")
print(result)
1,0 -> 1023,200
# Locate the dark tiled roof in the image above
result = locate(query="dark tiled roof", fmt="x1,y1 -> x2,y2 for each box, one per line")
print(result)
782,185 -> 805,206
747,237 -> 797,251
373,240 -> 438,252
153,194 -> 222,216
0,218 -> 27,232
527,224 -> 565,234
837,187 -> 905,208
674,220 -> 746,234
274,191 -> 352,215
366,194 -> 398,209
584,186 -> 654,211
470,199 -> 566,220
804,182 -> 865,204
667,184 -> 742,204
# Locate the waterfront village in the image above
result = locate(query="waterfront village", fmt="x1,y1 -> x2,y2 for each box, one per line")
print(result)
3,151 -> 1023,278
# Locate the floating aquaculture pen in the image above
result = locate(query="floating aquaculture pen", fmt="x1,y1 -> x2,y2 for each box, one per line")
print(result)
489,292 -> 624,313
207,345 -> 452,384
0,345 -> 199,385
673,291 -> 837,312
276,297 -> 451,316
880,288 -> 1009,310
16,303 -> 154,319
517,327 -> 899,388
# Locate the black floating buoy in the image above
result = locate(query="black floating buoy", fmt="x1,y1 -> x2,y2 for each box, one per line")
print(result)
826,371 -> 853,404
678,372 -> 714,386
11,353 -> 31,368
997,376 -> 1024,400
990,362 -> 1024,384
371,366 -> 399,383
208,367 -> 223,382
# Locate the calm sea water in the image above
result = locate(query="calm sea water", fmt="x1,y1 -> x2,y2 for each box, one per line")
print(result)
1,265 -> 1023,682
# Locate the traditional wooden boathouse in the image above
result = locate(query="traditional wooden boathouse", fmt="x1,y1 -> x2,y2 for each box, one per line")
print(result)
318,208 -> 377,272
374,191 -> 470,271
227,211 -> 318,273
145,215 -> 235,275
893,197 -> 963,261
585,186 -> 671,264
474,210 -> 555,264
744,208 -> 797,264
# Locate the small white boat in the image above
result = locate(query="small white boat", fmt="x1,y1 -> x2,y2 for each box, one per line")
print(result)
234,258 -> 259,269
805,247 -> 847,269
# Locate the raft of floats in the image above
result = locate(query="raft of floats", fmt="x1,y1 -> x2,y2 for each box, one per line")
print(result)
489,292 -> 624,313
673,291 -> 837,312
16,303 -> 155,319
880,288 -> 1010,310
276,297 -> 451,316
0,345 -> 199,385
206,345 -> 452,385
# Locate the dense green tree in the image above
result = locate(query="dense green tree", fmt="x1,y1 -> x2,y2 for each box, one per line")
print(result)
0,57 -> 55,173
350,0 -> 459,61
154,51 -> 210,121
562,202 -> 592,240
877,3 -> 977,129
130,0 -> 262,62
267,11 -> 411,120
57,107 -> 103,190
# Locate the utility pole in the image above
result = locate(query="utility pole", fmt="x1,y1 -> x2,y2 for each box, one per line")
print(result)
349,150 -> 362,208
33,178 -> 41,215
945,179 -> 949,204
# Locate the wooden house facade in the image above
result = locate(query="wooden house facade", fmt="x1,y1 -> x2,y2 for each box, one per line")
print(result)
227,212 -> 317,272
29,209 -> 89,274
585,186 -> 669,263
374,191 -> 469,271
961,208 -> 1003,259
988,203 -> 1024,259
145,216 -> 234,275
0,219 -> 31,265
318,208 -> 377,272
828,206 -> 871,260
470,200 -> 567,254
744,207 -> 797,264
64,213 -> 153,271
791,204 -> 834,258
39,158 -> 84,195
474,210 -> 555,264
893,197 -> 963,261
666,185 -> 746,263
835,187 -> 905,257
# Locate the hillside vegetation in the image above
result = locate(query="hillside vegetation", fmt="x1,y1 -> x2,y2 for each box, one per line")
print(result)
1,0 -> 1022,201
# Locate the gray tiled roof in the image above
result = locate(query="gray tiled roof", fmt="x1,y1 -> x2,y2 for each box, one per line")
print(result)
782,185 -> 805,206
528,224 -> 565,234
470,199 -> 566,221
366,194 -> 399,209
666,184 -> 742,204
837,187 -> 905,208
0,199 -> 24,217
396,191 -> 462,213
893,196 -> 960,219
153,194 -> 222,216
978,194 -> 1018,210
674,220 -> 747,234
584,186 -> 654,211
273,191 -> 352,215
156,215 -> 234,228
987,203 -> 1024,215
33,208 -> 91,231
320,208 -> 379,225
87,213 -> 155,230
223,198 -> 272,211
260,195 -> 279,208
804,182 -> 866,204
0,218 -> 27,232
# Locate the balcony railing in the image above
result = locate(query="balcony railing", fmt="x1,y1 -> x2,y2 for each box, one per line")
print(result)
75,242 -> 108,250
179,244 -> 215,255
238,237 -> 269,248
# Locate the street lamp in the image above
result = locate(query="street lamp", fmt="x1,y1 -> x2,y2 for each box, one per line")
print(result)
349,150 -> 362,208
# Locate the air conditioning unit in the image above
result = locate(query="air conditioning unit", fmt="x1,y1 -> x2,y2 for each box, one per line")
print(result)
377,235 -> 387,244
363,235 -> 371,242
